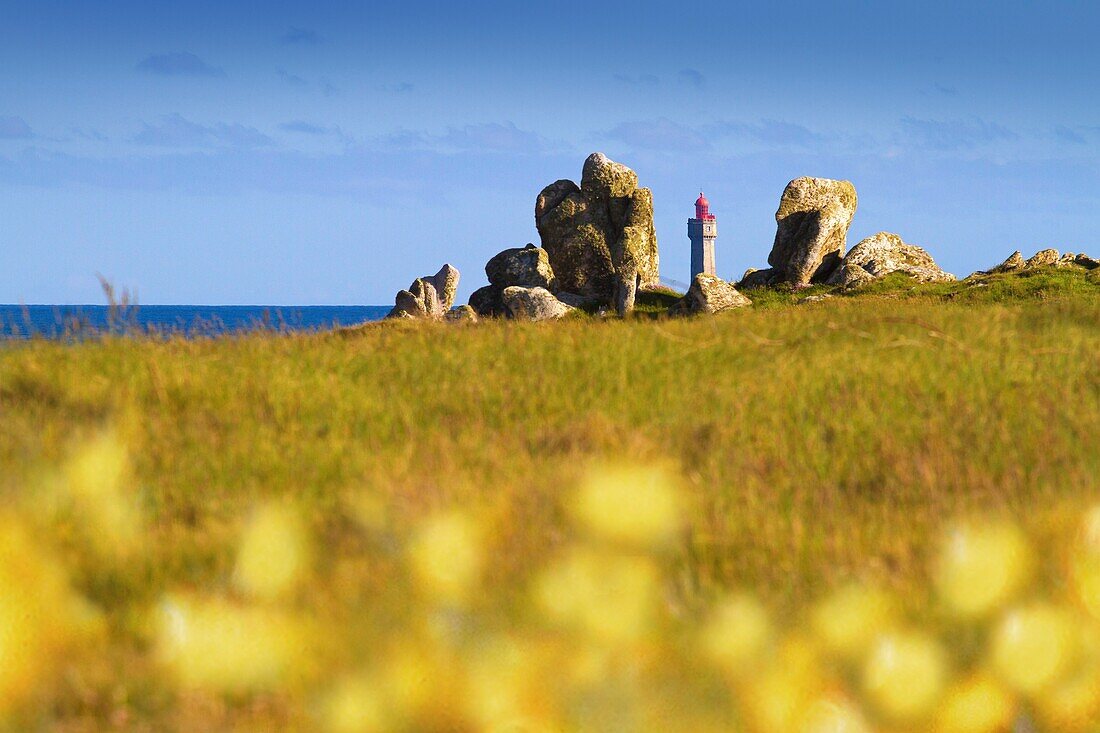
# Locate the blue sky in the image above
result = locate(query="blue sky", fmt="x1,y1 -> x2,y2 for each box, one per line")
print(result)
2,0 -> 1099,304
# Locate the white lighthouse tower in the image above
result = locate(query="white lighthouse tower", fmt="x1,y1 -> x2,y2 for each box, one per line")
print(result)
688,192 -> 717,279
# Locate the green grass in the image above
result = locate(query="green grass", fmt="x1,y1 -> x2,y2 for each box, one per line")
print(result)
634,285 -> 683,314
0,271 -> 1098,730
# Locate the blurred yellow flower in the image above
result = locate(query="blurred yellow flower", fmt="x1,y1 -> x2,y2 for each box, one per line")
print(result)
234,502 -> 312,601
351,491 -> 390,534
533,546 -> 662,645
934,673 -> 1017,733
990,602 -> 1079,696
811,584 -> 897,663
934,521 -> 1033,619
737,635 -> 825,733
463,634 -> 558,730
862,630 -> 948,723
1033,661 -> 1100,732
570,463 -> 683,548
1071,505 -> 1100,619
0,516 -> 102,712
799,696 -> 872,733
155,595 -> 311,693
698,592 -> 772,677
321,671 -> 389,733
407,511 -> 485,605
61,430 -> 143,556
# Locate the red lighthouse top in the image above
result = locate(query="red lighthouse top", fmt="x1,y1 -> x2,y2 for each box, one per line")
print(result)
694,192 -> 715,220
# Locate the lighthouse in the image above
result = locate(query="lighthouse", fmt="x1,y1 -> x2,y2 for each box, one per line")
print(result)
688,192 -> 717,279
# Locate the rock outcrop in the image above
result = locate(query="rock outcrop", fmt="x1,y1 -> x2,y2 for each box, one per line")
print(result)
984,248 -> 1100,276
1025,248 -> 1061,269
1075,253 -> 1099,270
534,153 -> 659,315
826,232 -> 955,287
991,251 -> 1026,273
765,177 -> 858,287
669,274 -> 752,316
501,286 -> 575,321
388,264 -> 460,320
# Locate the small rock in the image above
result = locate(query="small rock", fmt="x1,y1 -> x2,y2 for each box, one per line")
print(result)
738,268 -> 781,290
799,293 -> 833,303
444,305 -> 478,323
501,286 -> 575,321
669,274 -> 752,315
390,288 -> 425,319
486,244 -> 556,290
387,264 -> 460,320
1025,248 -> 1060,268
828,261 -> 876,288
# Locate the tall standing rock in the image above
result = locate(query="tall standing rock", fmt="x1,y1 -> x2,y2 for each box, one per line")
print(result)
767,177 -> 858,286
535,184 -> 617,296
535,153 -> 660,315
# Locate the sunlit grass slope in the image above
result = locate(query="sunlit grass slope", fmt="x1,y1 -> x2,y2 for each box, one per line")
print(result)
0,271 -> 1098,731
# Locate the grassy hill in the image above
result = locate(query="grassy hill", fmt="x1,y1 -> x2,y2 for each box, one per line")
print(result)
0,267 -> 1098,731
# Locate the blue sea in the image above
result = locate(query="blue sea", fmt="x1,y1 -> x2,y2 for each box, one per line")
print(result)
0,304 -> 390,340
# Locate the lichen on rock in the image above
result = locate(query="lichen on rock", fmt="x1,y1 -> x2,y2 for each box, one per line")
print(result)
486,243 -> 556,290
534,153 -> 659,315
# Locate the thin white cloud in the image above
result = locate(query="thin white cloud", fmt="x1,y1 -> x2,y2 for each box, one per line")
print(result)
604,118 -> 710,152
0,116 -> 32,139
898,117 -> 1016,151
136,52 -> 225,78
279,121 -> 331,135
131,114 -> 272,148
375,123 -> 560,154
678,69 -> 705,88
280,28 -> 322,45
